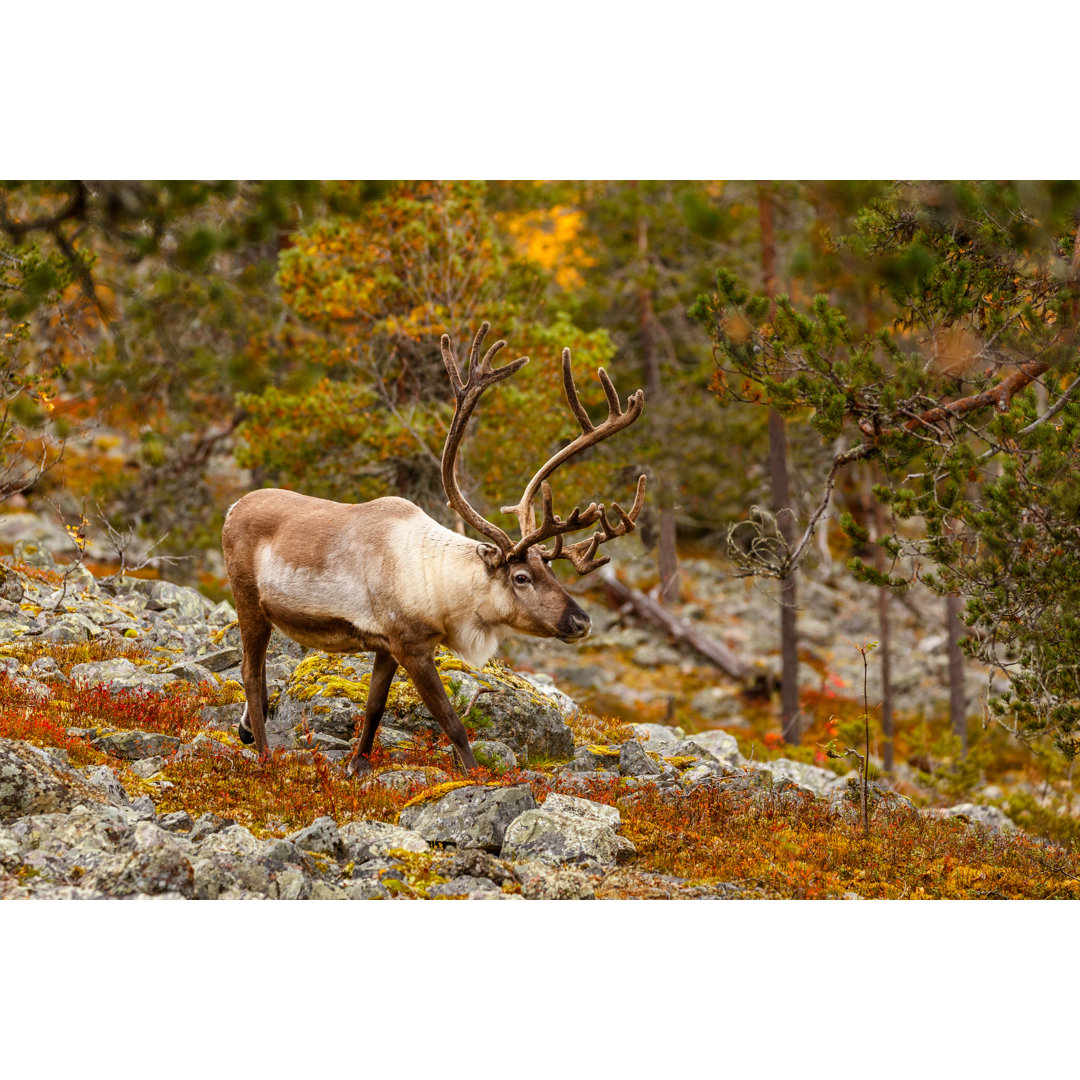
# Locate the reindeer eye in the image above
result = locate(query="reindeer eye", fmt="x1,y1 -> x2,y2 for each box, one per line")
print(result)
512,570 -> 532,587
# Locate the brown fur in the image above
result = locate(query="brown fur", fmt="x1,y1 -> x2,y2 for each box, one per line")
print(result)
222,488 -> 590,772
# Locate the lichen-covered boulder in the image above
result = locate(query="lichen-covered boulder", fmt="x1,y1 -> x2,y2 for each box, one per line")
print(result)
288,816 -> 345,859
686,729 -> 744,767
271,650 -> 574,763
627,722 -> 684,749
0,739 -> 107,821
89,731 -> 181,761
618,739 -> 662,777
398,783 -> 537,852
69,658 -> 178,694
43,612 -> 104,644
339,819 -> 429,862
471,740 -> 518,772
926,803 -> 1016,832
513,862 -> 596,900
500,792 -> 636,868
268,653 -> 373,747
757,757 -> 842,796
0,566 -> 25,604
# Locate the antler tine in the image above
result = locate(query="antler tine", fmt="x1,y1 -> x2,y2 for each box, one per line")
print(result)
440,332 -> 465,395
562,347 -> 595,433
547,473 -> 648,575
440,322 -> 529,555
508,480 -> 603,558
504,346 -> 645,545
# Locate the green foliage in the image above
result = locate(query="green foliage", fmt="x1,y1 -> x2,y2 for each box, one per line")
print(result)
237,182 -> 625,527
693,181 -> 1080,757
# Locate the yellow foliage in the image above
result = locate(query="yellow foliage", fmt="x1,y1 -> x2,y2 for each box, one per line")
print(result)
503,206 -> 595,290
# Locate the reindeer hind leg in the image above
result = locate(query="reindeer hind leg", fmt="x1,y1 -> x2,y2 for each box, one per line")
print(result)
236,611 -> 273,751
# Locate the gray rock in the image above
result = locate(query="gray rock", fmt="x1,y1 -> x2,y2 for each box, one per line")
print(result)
129,757 -> 166,779
471,740 -> 518,772
375,726 -> 417,751
370,767 -> 452,794
127,795 -> 157,821
193,646 -> 243,672
345,878 -> 391,900
264,838 -> 304,863
435,849 -> 516,886
631,643 -> 683,668
295,730 -> 352,753
684,729 -> 744,767
193,824 -> 263,860
501,792 -> 634,868
619,739 -> 662,777
663,740 -> 720,765
158,810 -> 194,832
511,672 -> 582,724
275,655 -> 574,764
566,745 -> 622,772
309,881 -> 347,900
70,658 -> 177,693
12,538 -> 55,568
927,803 -> 1017,832
200,703 -> 245,731
689,686 -> 745,722
680,763 -> 726,787
43,612 -> 104,644
757,757 -> 840,796
398,784 -> 537,852
189,812 -> 237,843
0,739 -> 108,820
0,566 -> 26,604
288,816 -> 345,859
339,819 -> 429,862
79,765 -> 130,806
165,660 -> 215,685
10,675 -> 50,701
207,601 -> 237,626
90,730 -> 181,761
627,722 -> 685,748
513,862 -> 596,900
428,875 -> 503,897
144,580 -> 214,621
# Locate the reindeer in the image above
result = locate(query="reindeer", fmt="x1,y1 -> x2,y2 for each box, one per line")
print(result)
221,322 -> 646,775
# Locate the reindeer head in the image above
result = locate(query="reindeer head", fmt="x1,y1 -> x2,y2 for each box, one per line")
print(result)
439,322 -> 647,644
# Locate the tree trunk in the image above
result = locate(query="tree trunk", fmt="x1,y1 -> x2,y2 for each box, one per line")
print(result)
946,591 -> 967,754
637,212 -> 681,604
759,182 -> 800,745
871,491 -> 894,772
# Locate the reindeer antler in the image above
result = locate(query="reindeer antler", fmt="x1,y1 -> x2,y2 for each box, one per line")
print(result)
440,325 -> 647,573
501,347 -> 647,572
440,322 -> 528,555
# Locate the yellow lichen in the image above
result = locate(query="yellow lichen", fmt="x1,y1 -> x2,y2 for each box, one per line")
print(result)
209,620 -> 239,645
664,755 -> 701,769
586,744 -> 622,757
399,780 -> 500,810
217,680 -> 245,704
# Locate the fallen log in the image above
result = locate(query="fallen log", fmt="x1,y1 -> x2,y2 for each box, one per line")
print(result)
597,565 -> 761,685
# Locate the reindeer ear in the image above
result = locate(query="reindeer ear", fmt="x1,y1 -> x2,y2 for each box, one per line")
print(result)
476,543 -> 504,571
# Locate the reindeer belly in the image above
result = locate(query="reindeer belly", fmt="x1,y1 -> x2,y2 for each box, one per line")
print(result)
255,549 -> 389,653
259,601 -> 388,653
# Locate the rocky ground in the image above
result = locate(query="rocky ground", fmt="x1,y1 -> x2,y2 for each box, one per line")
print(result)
0,533 -> 1037,901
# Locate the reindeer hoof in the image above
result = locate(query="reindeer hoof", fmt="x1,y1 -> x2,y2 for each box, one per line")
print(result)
237,724 -> 254,745
345,754 -> 372,778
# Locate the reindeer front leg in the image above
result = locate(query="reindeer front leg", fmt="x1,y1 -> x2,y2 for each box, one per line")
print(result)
346,650 -> 398,777
397,652 -> 479,773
